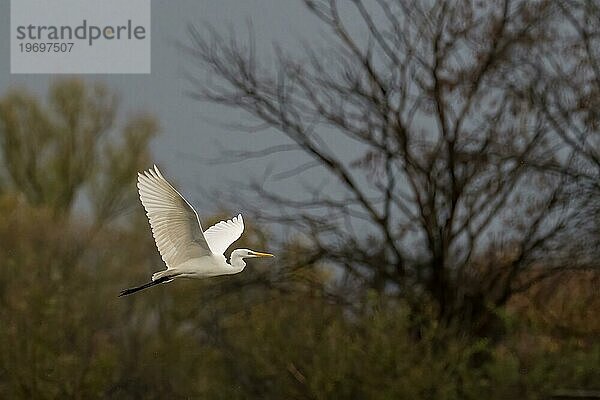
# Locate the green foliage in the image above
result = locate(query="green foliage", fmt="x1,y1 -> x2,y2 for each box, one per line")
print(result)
0,79 -> 158,219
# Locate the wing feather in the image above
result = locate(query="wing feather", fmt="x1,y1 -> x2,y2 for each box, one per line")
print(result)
137,165 -> 212,268
203,214 -> 245,255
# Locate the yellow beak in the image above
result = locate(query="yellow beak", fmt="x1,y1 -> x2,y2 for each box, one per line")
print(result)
253,251 -> 275,258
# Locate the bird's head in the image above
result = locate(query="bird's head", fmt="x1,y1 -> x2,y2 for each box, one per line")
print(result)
231,249 -> 275,260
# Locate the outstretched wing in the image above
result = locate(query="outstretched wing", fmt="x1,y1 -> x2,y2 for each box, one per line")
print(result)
137,165 -> 212,268
203,214 -> 245,255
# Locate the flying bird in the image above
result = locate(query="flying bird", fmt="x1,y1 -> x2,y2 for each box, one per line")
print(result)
119,165 -> 273,297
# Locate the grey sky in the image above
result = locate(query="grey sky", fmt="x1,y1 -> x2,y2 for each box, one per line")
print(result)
0,0 -> 326,212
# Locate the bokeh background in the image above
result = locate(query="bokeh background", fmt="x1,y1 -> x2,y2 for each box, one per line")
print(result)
0,1 -> 599,399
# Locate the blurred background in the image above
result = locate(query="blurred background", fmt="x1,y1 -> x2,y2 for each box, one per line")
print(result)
1,1 -> 599,399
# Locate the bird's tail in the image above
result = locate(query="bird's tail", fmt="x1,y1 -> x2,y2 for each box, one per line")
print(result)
118,275 -> 172,297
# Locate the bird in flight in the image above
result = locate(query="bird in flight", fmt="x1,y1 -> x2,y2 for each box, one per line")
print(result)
119,165 -> 274,297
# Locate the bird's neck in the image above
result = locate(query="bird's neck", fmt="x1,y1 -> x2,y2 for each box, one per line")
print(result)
229,254 -> 246,273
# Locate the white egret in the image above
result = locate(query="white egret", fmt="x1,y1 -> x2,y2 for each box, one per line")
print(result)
119,165 -> 273,297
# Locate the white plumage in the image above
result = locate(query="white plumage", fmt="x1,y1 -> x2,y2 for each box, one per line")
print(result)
119,165 -> 274,297
203,214 -> 245,255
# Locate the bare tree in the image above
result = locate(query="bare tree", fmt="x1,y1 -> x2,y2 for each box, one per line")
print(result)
185,0 -> 598,331
515,0 -> 600,273
522,0 -> 600,185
